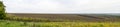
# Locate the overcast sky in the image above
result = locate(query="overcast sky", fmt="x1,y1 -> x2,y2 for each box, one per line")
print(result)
2,0 -> 120,13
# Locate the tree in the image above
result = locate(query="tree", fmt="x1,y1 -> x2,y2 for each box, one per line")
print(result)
0,1 -> 6,19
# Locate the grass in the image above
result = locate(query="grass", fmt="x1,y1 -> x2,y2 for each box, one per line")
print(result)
0,20 -> 120,27
1,14 -> 120,27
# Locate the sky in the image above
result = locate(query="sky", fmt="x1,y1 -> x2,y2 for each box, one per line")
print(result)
1,0 -> 120,13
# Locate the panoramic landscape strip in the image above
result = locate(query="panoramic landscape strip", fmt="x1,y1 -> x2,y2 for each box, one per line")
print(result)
0,1 -> 120,27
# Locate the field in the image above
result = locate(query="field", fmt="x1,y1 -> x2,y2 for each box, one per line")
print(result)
7,13 -> 120,22
0,20 -> 120,27
0,13 -> 120,27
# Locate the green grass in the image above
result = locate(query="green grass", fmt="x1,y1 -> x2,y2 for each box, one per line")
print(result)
0,20 -> 120,27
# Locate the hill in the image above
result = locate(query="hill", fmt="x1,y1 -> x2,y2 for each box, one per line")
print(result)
7,13 -> 120,22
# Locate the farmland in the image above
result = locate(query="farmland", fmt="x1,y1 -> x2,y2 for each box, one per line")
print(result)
7,13 -> 120,22
0,13 -> 120,27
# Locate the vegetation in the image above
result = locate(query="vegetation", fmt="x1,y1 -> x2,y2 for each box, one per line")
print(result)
1,14 -> 120,27
0,20 -> 120,27
0,1 -> 6,19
